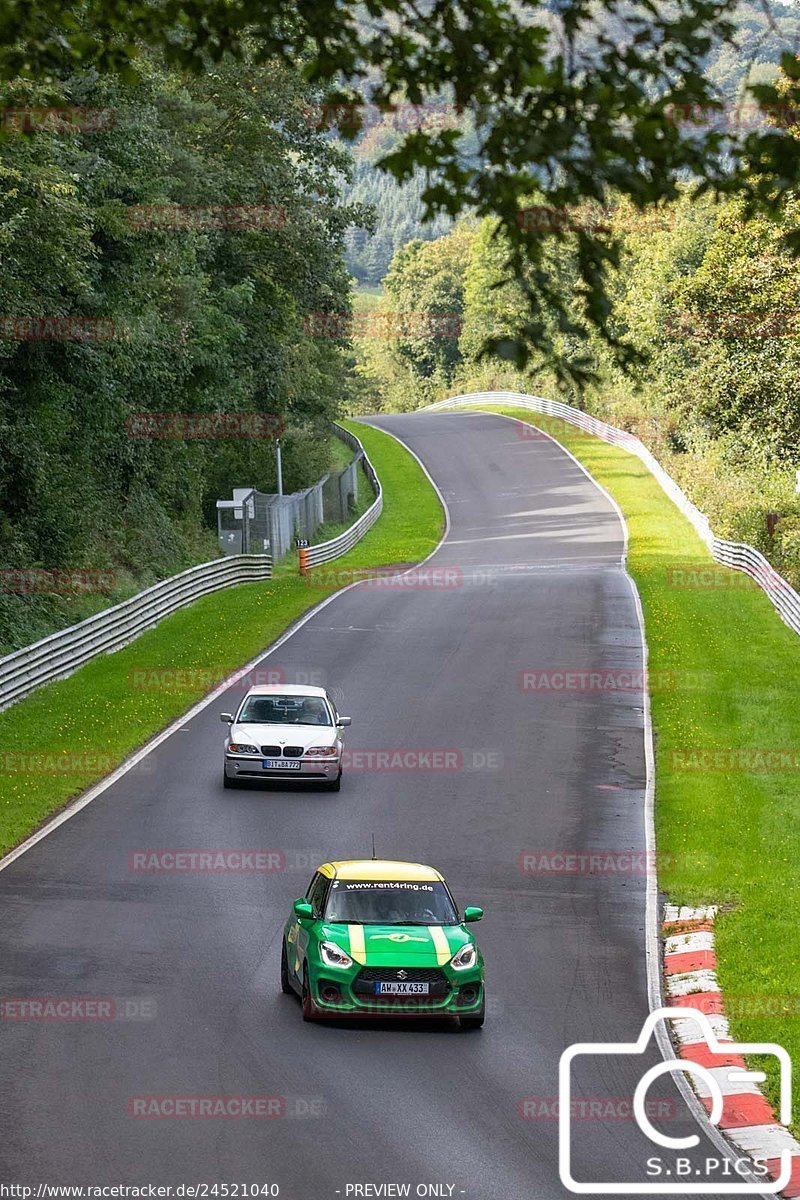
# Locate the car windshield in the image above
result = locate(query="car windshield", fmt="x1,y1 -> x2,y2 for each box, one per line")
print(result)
323,880 -> 458,926
237,695 -> 332,726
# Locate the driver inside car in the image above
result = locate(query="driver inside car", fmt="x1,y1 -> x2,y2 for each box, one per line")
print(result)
300,699 -> 328,724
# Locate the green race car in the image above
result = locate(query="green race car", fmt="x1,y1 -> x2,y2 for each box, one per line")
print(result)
281,859 -> 485,1027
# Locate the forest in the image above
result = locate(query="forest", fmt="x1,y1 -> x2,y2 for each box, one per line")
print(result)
0,52 -> 366,647
341,0 -> 799,284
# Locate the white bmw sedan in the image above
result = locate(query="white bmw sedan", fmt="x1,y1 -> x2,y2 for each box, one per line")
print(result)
221,684 -> 351,791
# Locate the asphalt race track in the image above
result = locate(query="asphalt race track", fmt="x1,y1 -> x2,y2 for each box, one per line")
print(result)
0,413 -> 742,1197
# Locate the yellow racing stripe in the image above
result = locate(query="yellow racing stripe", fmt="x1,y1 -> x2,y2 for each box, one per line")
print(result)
428,925 -> 451,966
347,924 -> 366,964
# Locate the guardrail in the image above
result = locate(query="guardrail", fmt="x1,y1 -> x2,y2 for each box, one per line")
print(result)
0,554 -> 272,712
426,391 -> 800,637
300,424 -> 383,569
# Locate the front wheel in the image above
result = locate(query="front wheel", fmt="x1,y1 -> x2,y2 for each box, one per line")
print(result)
223,770 -> 239,790
280,942 -> 294,995
301,965 -> 319,1022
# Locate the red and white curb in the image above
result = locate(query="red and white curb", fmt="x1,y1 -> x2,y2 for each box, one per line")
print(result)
663,905 -> 800,1195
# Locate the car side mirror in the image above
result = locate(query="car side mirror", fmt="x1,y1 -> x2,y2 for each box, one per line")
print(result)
463,906 -> 484,923
337,716 -> 352,727
220,713 -> 234,724
293,900 -> 314,920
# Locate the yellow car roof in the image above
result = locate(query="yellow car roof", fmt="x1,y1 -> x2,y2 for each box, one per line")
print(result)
318,859 -> 444,882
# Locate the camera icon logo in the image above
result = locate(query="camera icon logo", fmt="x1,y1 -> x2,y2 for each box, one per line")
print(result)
559,1006 -> 792,1193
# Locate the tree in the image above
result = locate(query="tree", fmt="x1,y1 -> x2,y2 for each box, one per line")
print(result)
0,51 -> 368,648
383,226 -> 472,379
3,0 -> 799,387
460,218 -> 528,364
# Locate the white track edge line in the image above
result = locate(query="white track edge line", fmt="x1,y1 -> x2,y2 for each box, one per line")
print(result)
0,419 -> 450,876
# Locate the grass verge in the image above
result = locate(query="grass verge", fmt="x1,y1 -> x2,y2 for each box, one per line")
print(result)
0,419 -> 443,857
484,405 -> 800,1119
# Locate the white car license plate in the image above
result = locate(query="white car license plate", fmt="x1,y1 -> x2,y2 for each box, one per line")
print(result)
375,981 -> 429,995
262,759 -> 301,770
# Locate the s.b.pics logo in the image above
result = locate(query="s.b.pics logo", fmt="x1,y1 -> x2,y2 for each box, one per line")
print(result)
559,1008 -> 792,1193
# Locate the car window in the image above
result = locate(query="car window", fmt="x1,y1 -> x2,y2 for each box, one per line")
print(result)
323,879 -> 458,925
238,695 -> 332,726
305,872 -> 320,904
305,873 -> 328,916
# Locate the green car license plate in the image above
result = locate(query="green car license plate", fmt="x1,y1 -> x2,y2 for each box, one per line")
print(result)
376,981 -> 429,995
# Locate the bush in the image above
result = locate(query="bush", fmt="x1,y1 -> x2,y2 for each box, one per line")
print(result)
774,517 -> 800,590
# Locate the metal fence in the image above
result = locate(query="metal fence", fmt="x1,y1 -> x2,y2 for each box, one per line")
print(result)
426,391 -> 800,637
301,425 -> 383,569
216,425 -> 365,560
246,486 -> 324,560
0,555 -> 273,712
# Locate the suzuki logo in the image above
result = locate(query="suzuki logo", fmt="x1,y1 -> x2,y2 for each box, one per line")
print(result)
397,970 -> 408,980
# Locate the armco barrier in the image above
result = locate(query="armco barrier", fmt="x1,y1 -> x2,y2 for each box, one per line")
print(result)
301,424 -> 383,569
426,391 -> 800,637
0,555 -> 272,711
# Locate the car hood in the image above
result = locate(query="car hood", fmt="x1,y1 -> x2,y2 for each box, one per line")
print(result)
320,922 -> 472,967
231,723 -> 336,749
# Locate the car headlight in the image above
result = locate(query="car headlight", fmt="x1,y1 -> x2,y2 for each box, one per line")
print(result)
450,942 -> 477,971
305,746 -> 338,757
228,743 -> 260,755
319,941 -> 353,969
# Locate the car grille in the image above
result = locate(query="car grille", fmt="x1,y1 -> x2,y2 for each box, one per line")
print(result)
357,967 -> 446,983
260,745 -> 305,757
352,966 -> 450,997
283,746 -> 304,758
